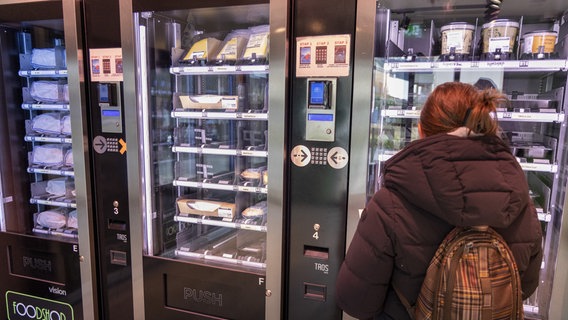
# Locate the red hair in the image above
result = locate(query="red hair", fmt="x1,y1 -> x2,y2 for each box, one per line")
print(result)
419,81 -> 506,137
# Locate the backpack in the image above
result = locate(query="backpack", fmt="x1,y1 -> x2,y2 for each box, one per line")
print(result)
398,226 -> 524,320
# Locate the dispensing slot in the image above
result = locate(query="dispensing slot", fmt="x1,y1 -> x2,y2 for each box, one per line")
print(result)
108,219 -> 126,231
303,245 -> 329,260
304,282 -> 326,301
110,250 -> 127,266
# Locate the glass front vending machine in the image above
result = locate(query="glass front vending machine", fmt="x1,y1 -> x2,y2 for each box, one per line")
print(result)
349,0 -> 568,319
0,0 -> 97,319
121,0 -> 288,318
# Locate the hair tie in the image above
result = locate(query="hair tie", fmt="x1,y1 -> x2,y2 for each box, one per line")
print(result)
462,108 -> 472,126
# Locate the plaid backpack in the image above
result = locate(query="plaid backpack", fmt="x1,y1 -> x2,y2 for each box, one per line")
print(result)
399,226 -> 524,319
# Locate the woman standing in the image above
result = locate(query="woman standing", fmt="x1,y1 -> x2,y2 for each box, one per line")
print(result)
336,82 -> 543,319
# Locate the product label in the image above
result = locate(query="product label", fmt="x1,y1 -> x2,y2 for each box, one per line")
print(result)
5,291 -> 73,320
488,37 -> 511,52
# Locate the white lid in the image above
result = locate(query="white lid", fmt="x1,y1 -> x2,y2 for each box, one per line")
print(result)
441,22 -> 475,32
482,19 -> 520,29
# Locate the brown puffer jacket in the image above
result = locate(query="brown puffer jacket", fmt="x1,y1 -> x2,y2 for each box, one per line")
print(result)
336,131 -> 543,320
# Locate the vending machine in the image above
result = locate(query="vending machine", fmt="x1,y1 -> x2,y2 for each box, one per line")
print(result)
121,0 -> 287,318
347,0 -> 568,319
0,0 -> 97,319
121,0 -> 365,317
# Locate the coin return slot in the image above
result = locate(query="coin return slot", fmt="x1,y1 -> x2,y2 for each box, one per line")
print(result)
108,219 -> 126,231
304,245 -> 329,260
110,250 -> 128,266
304,282 -> 326,301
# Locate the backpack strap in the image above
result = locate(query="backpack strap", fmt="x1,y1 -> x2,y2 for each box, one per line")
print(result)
392,284 -> 415,320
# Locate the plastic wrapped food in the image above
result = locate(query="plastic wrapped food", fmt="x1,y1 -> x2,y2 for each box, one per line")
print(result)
242,25 -> 270,61
61,115 -> 71,135
36,210 -> 67,229
240,167 -> 266,180
30,81 -> 69,103
31,48 -> 66,69
64,149 -> 74,166
45,177 -> 68,196
32,144 -> 69,166
67,210 -> 78,229
179,38 -> 221,64
215,29 -> 250,62
242,201 -> 268,217
31,113 -> 61,134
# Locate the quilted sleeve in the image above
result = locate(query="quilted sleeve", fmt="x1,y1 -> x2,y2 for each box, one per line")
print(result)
519,204 -> 544,299
336,191 -> 395,319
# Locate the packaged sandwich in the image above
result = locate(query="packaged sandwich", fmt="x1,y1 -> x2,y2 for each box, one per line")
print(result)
240,166 -> 266,180
177,199 -> 236,219
241,25 -> 269,63
214,29 -> 250,63
242,201 -> 267,218
179,38 -> 222,65
179,95 -> 238,110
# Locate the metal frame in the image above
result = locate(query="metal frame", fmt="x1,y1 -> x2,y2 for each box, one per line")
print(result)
120,0 -> 290,318
266,0 -> 289,317
63,0 -> 100,318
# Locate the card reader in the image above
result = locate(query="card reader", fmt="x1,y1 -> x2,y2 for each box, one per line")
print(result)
306,78 -> 337,142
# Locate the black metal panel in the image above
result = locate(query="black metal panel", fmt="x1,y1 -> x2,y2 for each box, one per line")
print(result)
0,232 -> 83,320
88,80 -> 134,319
143,255 -> 266,320
83,0 -> 121,48
83,0 -> 133,318
286,0 -> 357,319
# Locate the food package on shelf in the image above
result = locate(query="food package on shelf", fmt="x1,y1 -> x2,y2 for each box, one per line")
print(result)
31,144 -> 70,166
31,47 -> 66,69
179,37 -> 222,64
179,95 -> 238,110
36,209 -> 67,229
241,25 -> 270,62
31,113 -> 62,134
67,210 -> 78,229
242,201 -> 267,218
177,199 -> 236,219
30,81 -> 69,103
240,166 -> 267,180
61,114 -> 71,135
45,177 -> 72,196
215,29 -> 250,63
64,149 -> 74,167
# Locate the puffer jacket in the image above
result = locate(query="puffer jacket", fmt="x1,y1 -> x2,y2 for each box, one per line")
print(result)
336,129 -> 543,320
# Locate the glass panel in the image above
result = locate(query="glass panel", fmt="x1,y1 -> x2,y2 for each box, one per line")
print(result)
369,3 -> 568,318
0,9 -> 79,241
136,4 -> 270,271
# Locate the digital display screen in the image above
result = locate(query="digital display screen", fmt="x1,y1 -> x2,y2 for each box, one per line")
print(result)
102,109 -> 121,117
99,83 -> 110,103
308,113 -> 334,121
309,81 -> 325,105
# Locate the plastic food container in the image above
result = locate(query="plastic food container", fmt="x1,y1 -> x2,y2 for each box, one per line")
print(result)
441,22 -> 475,55
482,19 -> 519,53
521,30 -> 558,54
